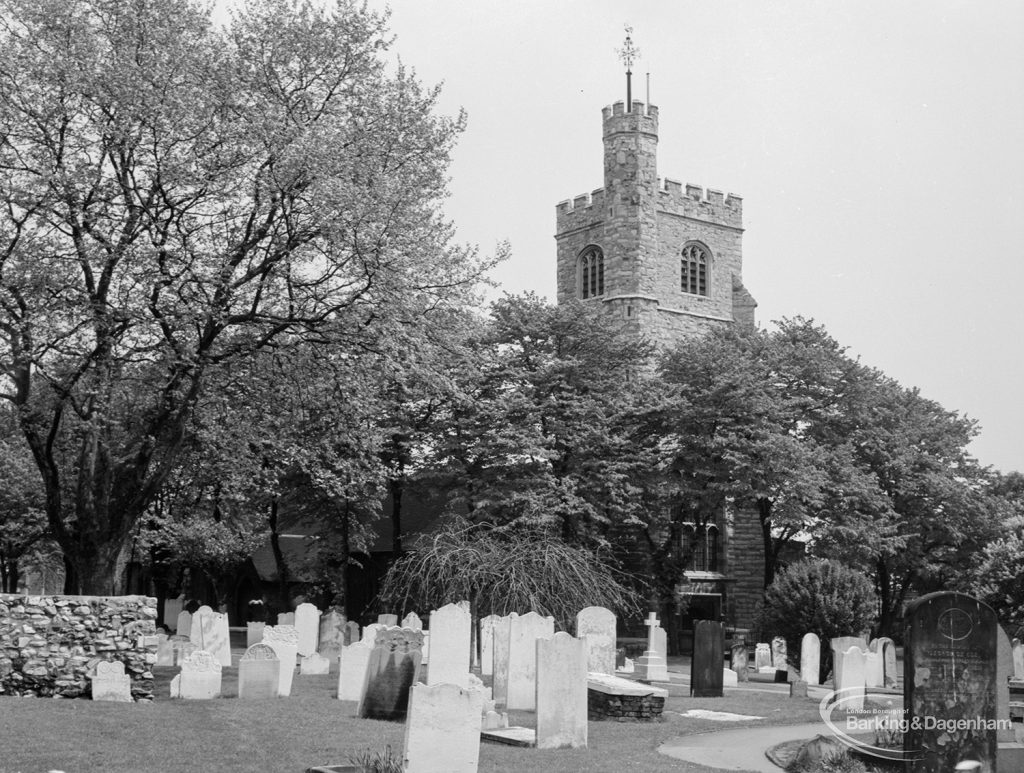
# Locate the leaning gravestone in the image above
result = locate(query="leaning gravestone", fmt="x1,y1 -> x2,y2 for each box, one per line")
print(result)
337,640 -> 373,702
864,649 -> 883,688
801,633 -> 820,686
730,642 -> 749,682
238,643 -> 280,699
295,603 -> 321,657
262,625 -> 299,697
575,606 -> 617,676
691,620 -> 724,697
535,632 -> 588,749
91,660 -> 132,702
506,611 -> 555,711
479,614 -> 501,678
358,626 -> 424,721
403,682 -> 484,773
904,592 -> 997,773
427,602 -> 472,688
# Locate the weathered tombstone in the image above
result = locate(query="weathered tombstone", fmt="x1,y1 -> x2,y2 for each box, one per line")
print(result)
870,636 -> 898,689
293,602 -> 321,657
337,640 -> 373,702
506,611 -> 555,710
1013,638 -> 1024,681
91,660 -> 132,702
997,625 -> 1016,744
492,614 -> 513,704
175,650 -> 222,700
401,612 -> 423,631
300,652 -> 331,675
535,632 -> 588,749
169,635 -> 196,666
176,610 -> 192,638
190,606 -> 231,667
247,621 -> 265,648
691,620 -> 724,697
403,682 -> 484,773
636,612 -> 669,682
722,667 -> 738,688
771,636 -> 787,670
238,643 -> 281,699
319,609 -> 346,657
277,612 -> 294,626
262,625 -> 299,697
864,649 -> 883,688
163,595 -> 184,630
904,592 -> 997,773
836,646 -> 866,711
358,626 -> 424,721
361,623 -> 382,644
427,602 -> 472,688
575,606 -> 617,676
754,642 -> 772,671
801,633 -> 821,686
730,642 -> 749,682
344,620 -> 360,646
377,613 -> 398,626
479,614 -> 501,678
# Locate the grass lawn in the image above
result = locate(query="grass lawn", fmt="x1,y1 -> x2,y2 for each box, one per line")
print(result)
0,668 -> 833,773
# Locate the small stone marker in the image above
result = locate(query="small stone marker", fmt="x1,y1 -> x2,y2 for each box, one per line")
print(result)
300,653 -> 330,675
377,613 -> 398,626
277,612 -> 294,626
801,633 -> 820,686
730,642 -> 749,682
575,606 -> 617,676
427,602 -> 472,688
174,649 -> 222,700
337,640 -> 373,702
295,603 -> 321,657
723,667 -> 737,688
535,632 -> 588,750
262,625 -> 299,697
904,592 -> 997,773
506,611 -> 555,710
175,610 -> 191,637
358,626 -> 424,721
344,620 -> 360,645
91,660 -> 132,702
238,643 -> 280,699
247,621 -> 265,648
789,679 -> 809,699
401,612 -> 422,631
691,620 -> 724,697
636,612 -> 669,683
403,682 -> 484,772
479,614 -> 501,678
754,642 -> 772,671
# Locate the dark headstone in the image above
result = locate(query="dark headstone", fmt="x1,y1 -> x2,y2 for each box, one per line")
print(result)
730,642 -> 749,682
904,592 -> 997,773
789,679 -> 808,699
357,626 -> 423,721
691,620 -> 724,698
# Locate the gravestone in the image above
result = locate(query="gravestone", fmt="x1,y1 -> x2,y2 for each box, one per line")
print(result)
771,636 -> 787,670
691,620 -> 724,697
401,612 -> 423,631
319,610 -> 346,659
247,621 -> 265,648
479,614 -> 501,678
300,653 -> 330,675
870,636 -> 898,688
864,649 -> 883,688
337,640 -> 373,702
176,610 -> 192,637
506,611 -> 555,710
836,646 -> 866,711
91,660 -> 132,702
361,623 -> 382,644
754,642 -> 772,671
492,615 -> 513,704
294,602 -> 321,657
277,612 -> 294,626
730,642 -> 749,682
997,626 -> 1016,744
427,602 -> 472,688
801,633 -> 821,686
377,613 -> 398,626
169,635 -> 196,666
535,632 -> 588,749
155,633 -> 174,667
344,620 -> 360,646
723,667 -> 738,688
403,682 -> 484,773
190,606 -> 231,667
575,606 -> 617,676
262,625 -> 299,697
174,649 -> 222,699
1013,638 -> 1024,681
904,592 -> 997,773
358,626 -> 424,721
163,596 -> 184,630
831,635 -> 868,682
238,643 -> 280,699
636,612 -> 669,683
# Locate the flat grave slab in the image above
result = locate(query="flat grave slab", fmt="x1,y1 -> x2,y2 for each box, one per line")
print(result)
587,672 -> 668,698
480,726 -> 536,747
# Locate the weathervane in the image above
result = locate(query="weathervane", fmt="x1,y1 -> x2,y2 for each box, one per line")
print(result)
616,25 -> 640,110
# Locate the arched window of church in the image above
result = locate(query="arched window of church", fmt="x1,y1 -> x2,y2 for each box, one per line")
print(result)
681,243 -> 709,296
578,246 -> 604,299
705,524 -> 719,572
680,523 -> 697,569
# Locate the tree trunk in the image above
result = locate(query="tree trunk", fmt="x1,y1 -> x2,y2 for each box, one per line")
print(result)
390,477 -> 404,555
268,497 -> 290,613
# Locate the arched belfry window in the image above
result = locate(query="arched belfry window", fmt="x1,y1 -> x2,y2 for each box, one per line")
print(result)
681,242 -> 709,296
579,246 -> 604,299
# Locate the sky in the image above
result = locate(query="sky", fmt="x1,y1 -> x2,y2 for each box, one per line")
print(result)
372,0 -> 1024,474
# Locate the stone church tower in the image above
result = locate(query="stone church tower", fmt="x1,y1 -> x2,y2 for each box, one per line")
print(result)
554,96 -> 764,637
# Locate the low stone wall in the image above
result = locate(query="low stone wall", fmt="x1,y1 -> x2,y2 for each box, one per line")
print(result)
0,594 -> 158,701
587,690 -> 665,721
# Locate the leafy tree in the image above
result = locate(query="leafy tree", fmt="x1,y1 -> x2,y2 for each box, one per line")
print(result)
0,410 -> 50,591
0,0 -> 488,592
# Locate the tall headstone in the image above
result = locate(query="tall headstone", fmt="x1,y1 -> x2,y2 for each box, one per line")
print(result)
176,610 -> 192,638
836,646 -> 866,711
1012,638 -> 1024,681
91,660 -> 132,702
358,626 -> 424,721
337,640 -> 373,702
401,612 -> 423,631
294,602 -> 321,657
535,632 -> 588,749
190,606 -> 231,667
492,614 -> 513,704
506,611 -> 555,710
691,620 -> 724,697
479,615 -> 501,678
800,633 -> 821,686
771,636 -> 788,670
262,625 -> 299,697
427,602 -> 472,688
870,636 -> 898,689
238,643 -> 281,699
575,606 -> 617,676
904,592 -> 997,773
155,633 -> 174,667
174,650 -> 222,700
403,682 -> 484,773
730,642 -> 749,682
754,642 -> 772,671
247,621 -> 265,649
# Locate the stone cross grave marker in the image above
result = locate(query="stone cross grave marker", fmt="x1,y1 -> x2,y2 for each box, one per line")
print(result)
91,660 -> 132,702
691,620 -> 724,697
295,602 -> 321,657
535,632 -> 588,749
403,682 -> 484,773
506,611 -> 555,710
479,614 -> 501,678
358,626 -> 424,721
800,633 -> 820,686
238,643 -> 280,700
637,612 -> 669,683
903,592 -> 997,773
337,639 -> 374,702
427,602 -> 472,688
575,606 -> 617,676
262,625 -> 299,697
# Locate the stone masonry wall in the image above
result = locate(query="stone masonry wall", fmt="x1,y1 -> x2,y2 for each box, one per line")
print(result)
0,594 -> 158,700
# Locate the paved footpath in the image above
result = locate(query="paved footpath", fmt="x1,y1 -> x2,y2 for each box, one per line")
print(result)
659,721 -> 830,772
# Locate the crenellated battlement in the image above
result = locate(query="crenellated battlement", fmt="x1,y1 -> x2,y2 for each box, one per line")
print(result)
556,187 -> 606,231
602,101 -> 658,137
658,177 -> 742,227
